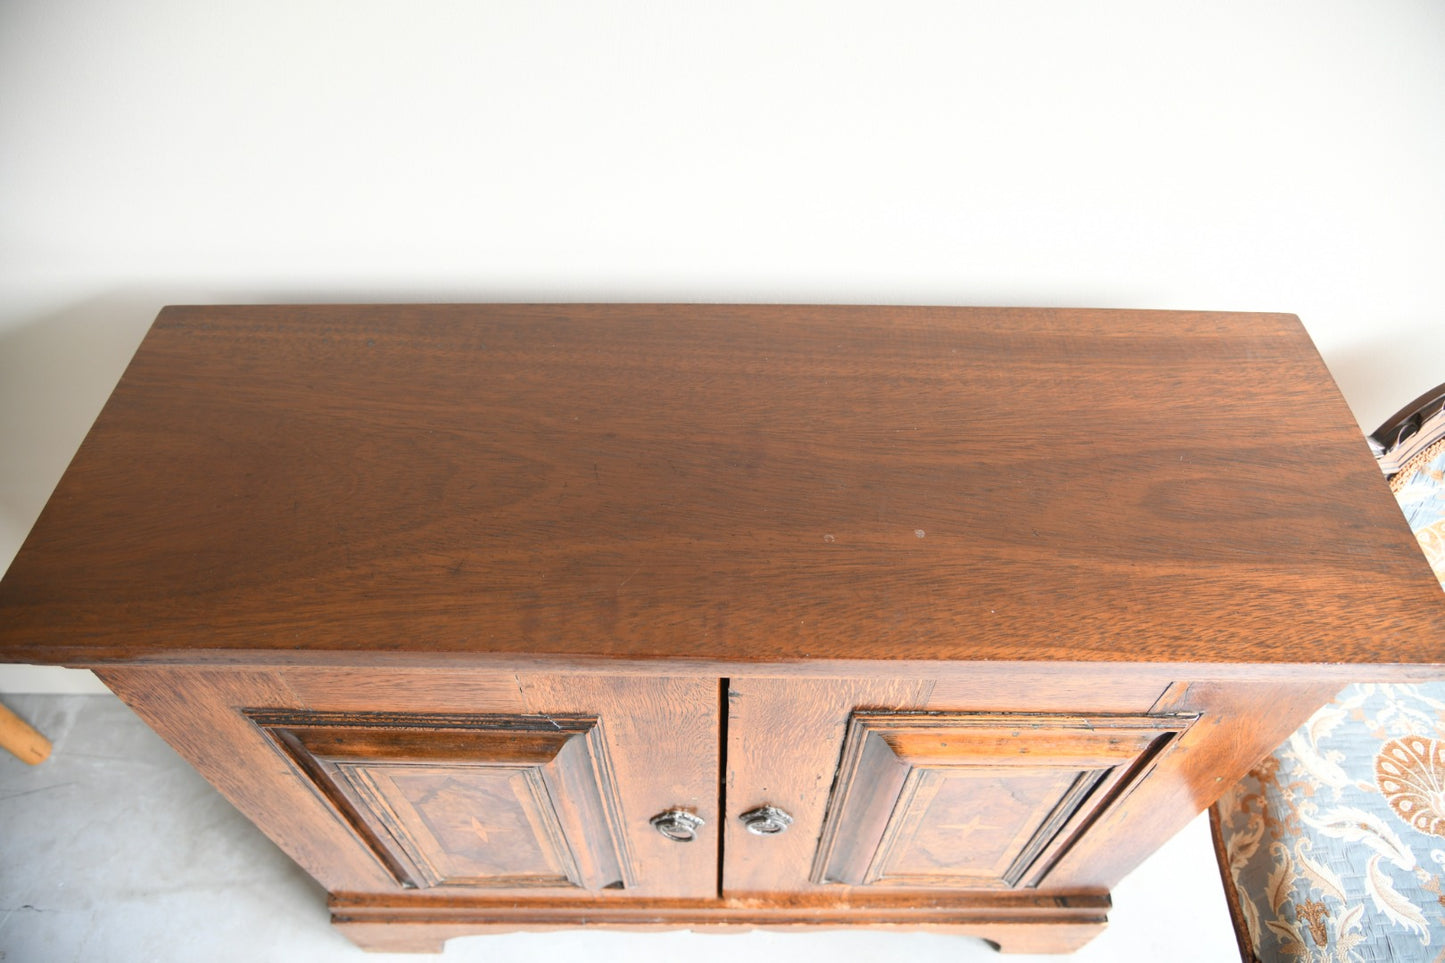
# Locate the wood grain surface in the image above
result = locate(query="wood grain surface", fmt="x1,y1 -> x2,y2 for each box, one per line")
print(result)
1,304 -> 1438,671
724,677 -> 932,894
330,892 -> 1111,954
810,711 -> 1193,890
249,711 -> 634,892
329,889 -> 1111,954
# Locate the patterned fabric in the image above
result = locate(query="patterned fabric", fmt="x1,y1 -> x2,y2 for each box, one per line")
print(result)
1392,438 -> 1445,590
1215,683 -> 1445,961
1213,430 -> 1445,961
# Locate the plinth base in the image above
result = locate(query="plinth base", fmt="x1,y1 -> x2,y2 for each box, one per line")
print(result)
331,892 -> 1111,955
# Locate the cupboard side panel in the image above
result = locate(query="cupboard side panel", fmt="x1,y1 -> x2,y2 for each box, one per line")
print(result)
1042,680 -> 1342,889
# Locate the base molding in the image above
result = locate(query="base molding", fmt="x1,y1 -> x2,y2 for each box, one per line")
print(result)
331,892 -> 1111,954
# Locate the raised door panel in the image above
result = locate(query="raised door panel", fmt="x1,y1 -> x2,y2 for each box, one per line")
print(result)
812,711 -> 1196,890
252,711 -> 632,892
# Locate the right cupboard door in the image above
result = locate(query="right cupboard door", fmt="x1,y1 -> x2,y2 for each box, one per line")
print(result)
809,711 -> 1192,890
723,677 -> 1195,896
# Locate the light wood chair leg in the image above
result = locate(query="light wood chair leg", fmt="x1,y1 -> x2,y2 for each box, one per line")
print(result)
0,701 -> 52,764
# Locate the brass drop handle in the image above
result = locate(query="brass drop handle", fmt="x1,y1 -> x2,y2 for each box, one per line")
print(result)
739,805 -> 793,836
650,809 -> 704,842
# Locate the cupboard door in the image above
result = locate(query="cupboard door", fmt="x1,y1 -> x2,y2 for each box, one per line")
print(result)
96,668 -> 720,900
811,712 -> 1194,890
252,711 -> 633,892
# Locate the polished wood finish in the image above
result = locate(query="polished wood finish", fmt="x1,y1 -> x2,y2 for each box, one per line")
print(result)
0,305 -> 1438,670
3,305 -> 1442,954
812,711 -> 1193,890
724,677 -> 932,894
330,890 -> 1112,954
251,711 -> 632,892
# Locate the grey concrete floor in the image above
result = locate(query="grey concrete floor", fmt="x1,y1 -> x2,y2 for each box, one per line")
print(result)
0,695 -> 1237,963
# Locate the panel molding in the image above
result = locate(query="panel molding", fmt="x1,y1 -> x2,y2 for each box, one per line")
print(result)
248,710 -> 635,893
811,711 -> 1196,890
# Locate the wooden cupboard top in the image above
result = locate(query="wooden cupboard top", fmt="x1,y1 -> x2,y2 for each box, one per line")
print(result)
0,304 -> 1441,670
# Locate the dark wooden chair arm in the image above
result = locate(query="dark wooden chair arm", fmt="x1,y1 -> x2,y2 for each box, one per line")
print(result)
1370,381 -> 1445,476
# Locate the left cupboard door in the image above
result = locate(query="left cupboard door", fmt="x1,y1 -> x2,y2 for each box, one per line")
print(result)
97,668 -> 721,900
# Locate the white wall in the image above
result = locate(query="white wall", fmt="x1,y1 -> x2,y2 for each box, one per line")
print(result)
3,1 -> 1443,692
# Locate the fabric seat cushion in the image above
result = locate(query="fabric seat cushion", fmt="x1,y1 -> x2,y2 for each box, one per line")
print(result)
1213,682 -> 1445,961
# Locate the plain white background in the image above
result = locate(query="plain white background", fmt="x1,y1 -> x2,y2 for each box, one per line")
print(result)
1,2 -> 1442,673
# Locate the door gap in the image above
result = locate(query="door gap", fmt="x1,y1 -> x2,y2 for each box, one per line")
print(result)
716,677 -> 730,900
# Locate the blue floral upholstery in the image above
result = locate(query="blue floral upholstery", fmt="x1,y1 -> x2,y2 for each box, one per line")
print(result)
1212,439 -> 1445,962
1214,684 -> 1445,961
1394,439 -> 1445,591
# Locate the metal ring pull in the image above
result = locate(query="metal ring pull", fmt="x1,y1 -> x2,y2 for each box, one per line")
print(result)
650,809 -> 704,842
739,805 -> 793,836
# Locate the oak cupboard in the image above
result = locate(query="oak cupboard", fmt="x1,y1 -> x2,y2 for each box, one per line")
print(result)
2,305 -> 1440,954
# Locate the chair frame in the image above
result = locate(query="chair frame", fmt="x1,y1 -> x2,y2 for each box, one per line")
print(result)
1370,382 -> 1445,476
